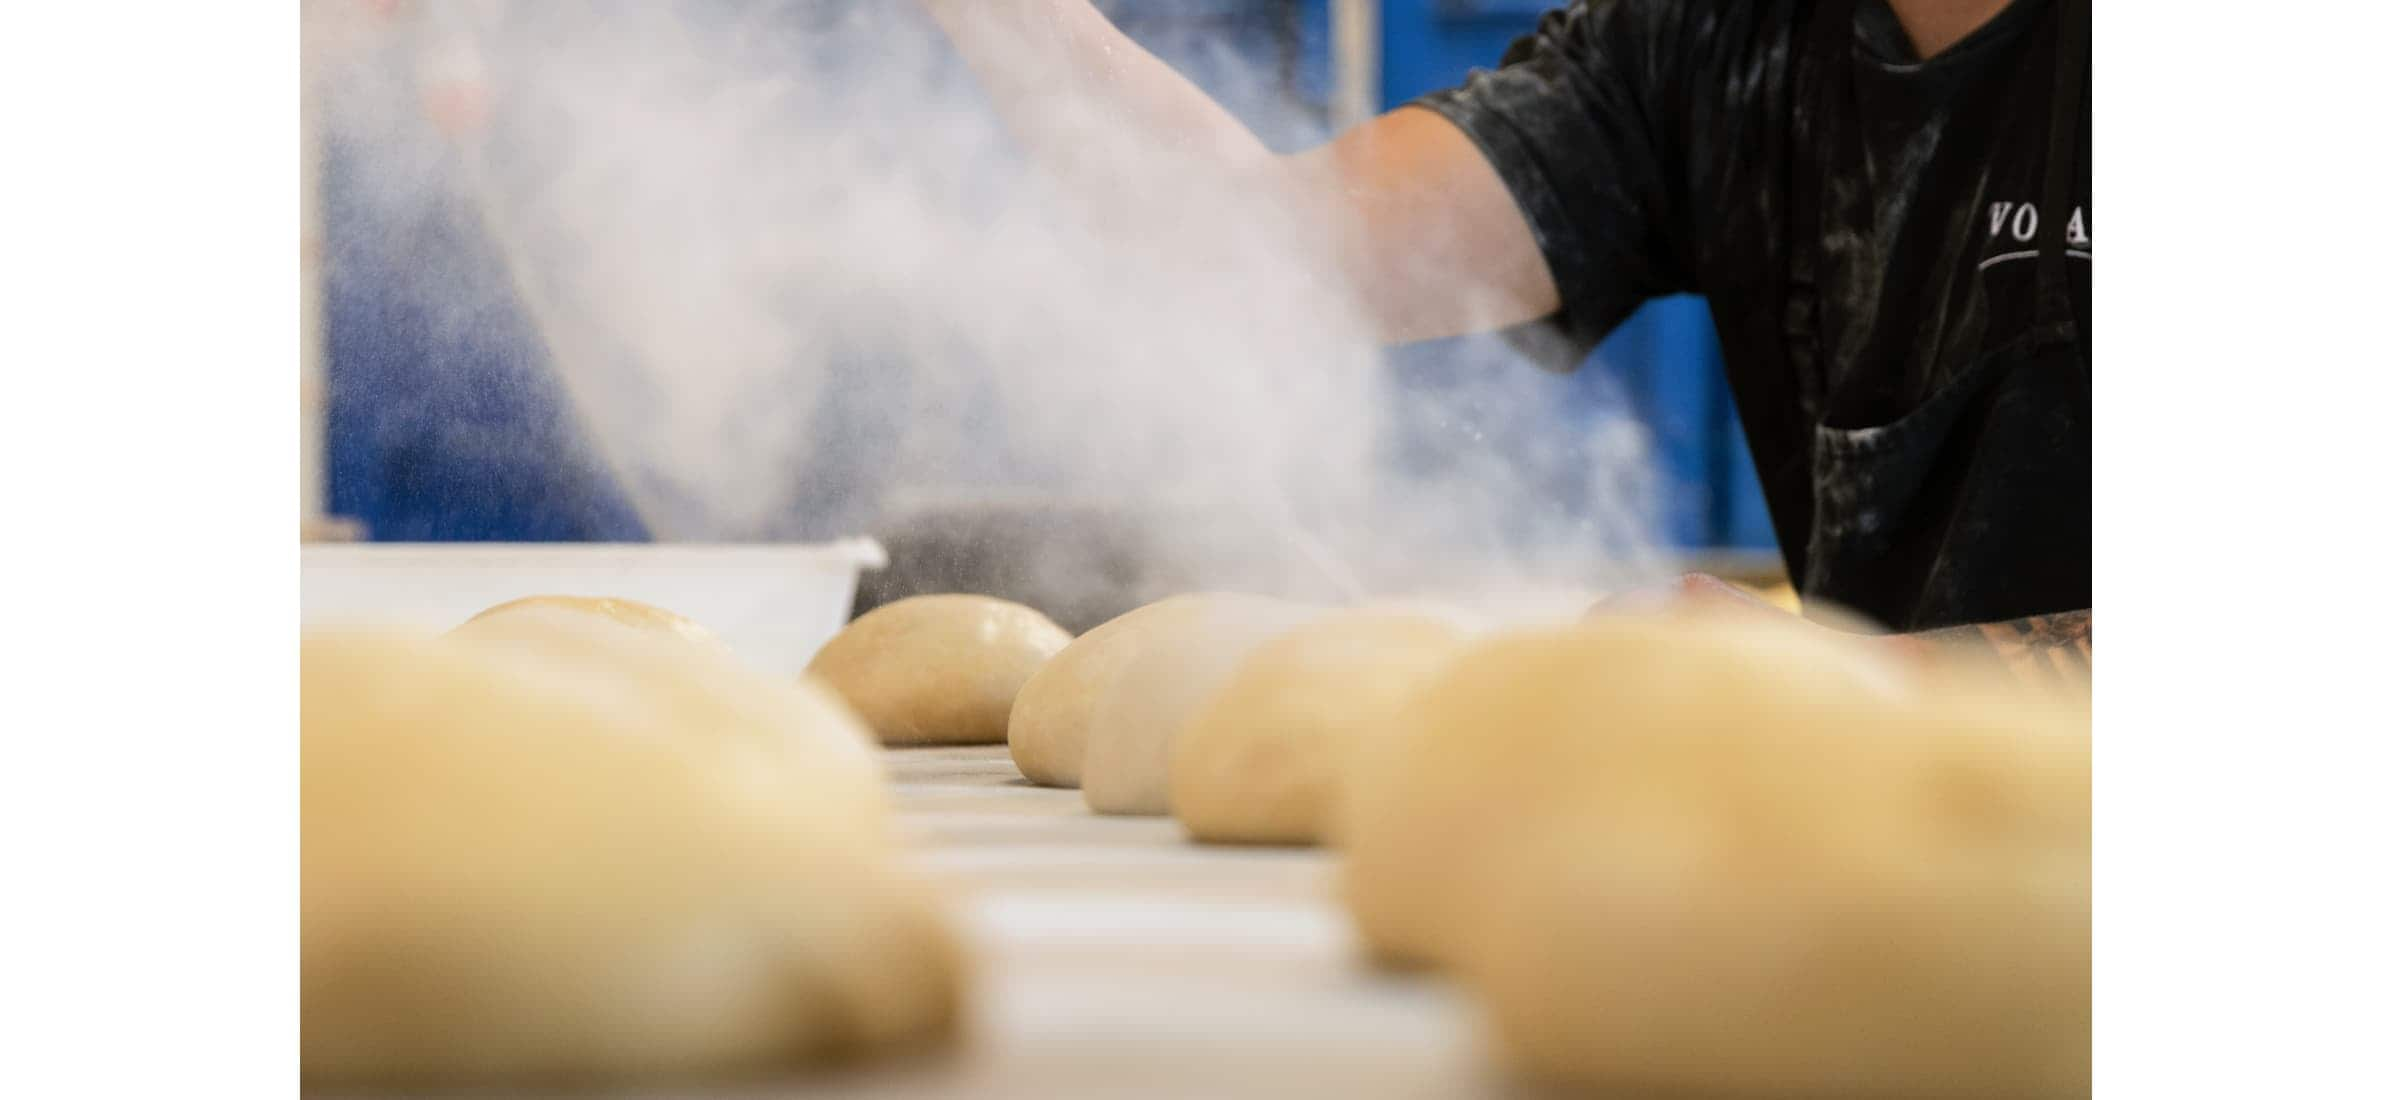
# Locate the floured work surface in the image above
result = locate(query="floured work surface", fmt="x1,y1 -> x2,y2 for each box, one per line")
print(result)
799,746 -> 1505,1099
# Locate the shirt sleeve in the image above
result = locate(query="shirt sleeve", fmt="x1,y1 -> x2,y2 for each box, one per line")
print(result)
1410,0 -> 1694,371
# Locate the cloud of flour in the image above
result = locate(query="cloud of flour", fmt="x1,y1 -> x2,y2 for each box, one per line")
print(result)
305,0 -> 1672,621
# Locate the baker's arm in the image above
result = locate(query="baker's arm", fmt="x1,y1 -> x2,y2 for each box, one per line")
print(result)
1908,610 -> 2093,691
916,0 -> 1560,344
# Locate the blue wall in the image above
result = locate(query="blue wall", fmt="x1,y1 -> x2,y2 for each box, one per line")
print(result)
322,136 -> 650,542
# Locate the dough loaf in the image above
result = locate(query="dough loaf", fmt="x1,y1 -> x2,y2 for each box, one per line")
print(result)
453,594 -> 726,649
806,594 -> 1071,746
1337,615 -> 2086,1097
1752,581 -> 1800,614
1007,594 -> 1252,788
1169,609 -> 1468,846
1583,575 -> 1898,634
1080,595 -> 1317,816
1459,686 -> 2089,1099
1339,616 -> 1913,967
302,627 -> 961,1087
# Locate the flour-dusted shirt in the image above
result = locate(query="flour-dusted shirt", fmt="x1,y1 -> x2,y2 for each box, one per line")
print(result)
1416,0 -> 2090,630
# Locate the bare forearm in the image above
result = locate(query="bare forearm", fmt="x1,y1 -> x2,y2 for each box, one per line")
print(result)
1913,610 -> 2092,690
917,0 -> 1559,346
919,1 -> 1273,176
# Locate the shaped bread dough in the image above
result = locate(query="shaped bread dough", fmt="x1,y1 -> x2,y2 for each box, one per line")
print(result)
1583,574 -> 1902,634
1339,616 -> 1915,968
805,594 -> 1072,746
453,594 -> 726,649
447,616 -> 885,818
1007,594 -> 1250,788
1169,609 -> 1468,846
1752,581 -> 1801,614
302,627 -> 962,1087
1454,679 -> 2089,1099
1080,595 -> 1318,816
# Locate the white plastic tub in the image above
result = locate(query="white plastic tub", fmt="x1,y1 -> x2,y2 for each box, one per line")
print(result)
301,540 -> 887,674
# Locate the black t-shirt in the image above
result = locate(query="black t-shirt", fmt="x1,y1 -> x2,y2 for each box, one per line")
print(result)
1416,0 -> 2090,631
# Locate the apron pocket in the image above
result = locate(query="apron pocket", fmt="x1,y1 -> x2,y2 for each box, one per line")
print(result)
1809,350 -> 2009,553
1804,328 -> 2086,629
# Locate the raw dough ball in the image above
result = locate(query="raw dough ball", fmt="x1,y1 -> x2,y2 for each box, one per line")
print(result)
1584,574 -> 1891,634
1457,688 -> 2089,1099
1169,609 -> 1468,846
453,594 -> 725,649
805,594 -> 1072,746
302,628 -> 962,1087
1339,616 -> 1914,967
448,616 -> 885,817
1080,595 -> 1318,816
1007,594 -> 1250,788
1752,580 -> 1801,614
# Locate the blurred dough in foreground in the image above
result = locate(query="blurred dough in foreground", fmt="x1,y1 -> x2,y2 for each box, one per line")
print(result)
1170,609 -> 1468,846
1340,616 -> 1914,968
302,627 -> 963,1087
1344,618 -> 2088,1098
807,594 -> 1072,745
